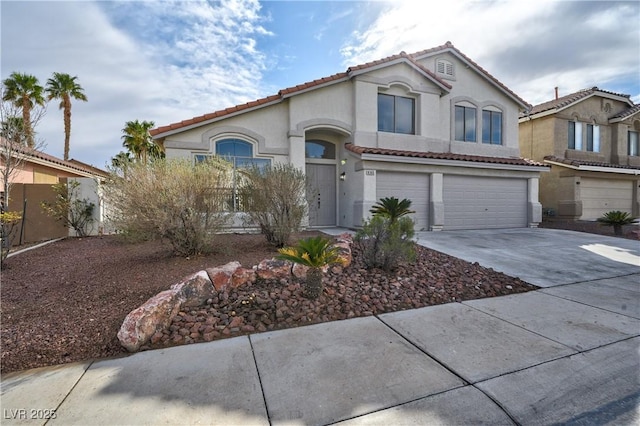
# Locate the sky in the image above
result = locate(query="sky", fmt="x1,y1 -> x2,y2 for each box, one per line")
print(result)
1,0 -> 639,169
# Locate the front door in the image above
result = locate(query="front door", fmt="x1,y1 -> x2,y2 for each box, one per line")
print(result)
306,164 -> 336,226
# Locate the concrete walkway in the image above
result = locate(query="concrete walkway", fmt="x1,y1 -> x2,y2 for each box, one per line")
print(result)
2,229 -> 639,425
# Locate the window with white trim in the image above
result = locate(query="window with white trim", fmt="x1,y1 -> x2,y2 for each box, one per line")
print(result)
194,138 -> 271,211
586,124 -> 600,152
568,121 -> 582,150
629,131 -> 639,156
377,93 -> 415,134
455,105 -> 476,142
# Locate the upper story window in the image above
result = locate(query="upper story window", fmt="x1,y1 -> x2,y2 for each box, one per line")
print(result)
454,105 -> 476,142
436,59 -> 454,78
586,124 -> 600,152
482,110 -> 502,145
305,140 -> 335,159
568,121 -> 583,150
377,93 -> 415,135
629,131 -> 639,156
568,121 -> 600,152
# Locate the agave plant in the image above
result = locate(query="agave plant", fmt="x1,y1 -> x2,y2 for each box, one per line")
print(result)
277,236 -> 344,299
370,197 -> 415,223
597,210 -> 636,236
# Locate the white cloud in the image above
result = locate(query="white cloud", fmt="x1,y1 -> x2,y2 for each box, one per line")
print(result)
340,0 -> 640,106
1,0 -> 272,167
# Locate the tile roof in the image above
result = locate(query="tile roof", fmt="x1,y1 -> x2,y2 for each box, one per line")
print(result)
544,155 -> 640,171
151,41 -> 525,137
525,87 -> 633,116
411,41 -> 530,109
0,138 -> 106,177
609,103 -> 640,120
345,143 -> 546,167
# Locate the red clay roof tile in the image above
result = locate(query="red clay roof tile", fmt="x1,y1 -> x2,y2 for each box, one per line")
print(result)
151,42 -> 524,136
544,155 -> 640,170
345,143 -> 546,167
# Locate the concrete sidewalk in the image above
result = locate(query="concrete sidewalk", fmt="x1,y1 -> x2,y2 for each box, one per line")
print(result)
2,229 -> 639,425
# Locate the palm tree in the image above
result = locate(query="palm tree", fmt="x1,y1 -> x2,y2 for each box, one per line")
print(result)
121,120 -> 163,164
370,197 -> 415,223
45,72 -> 87,160
277,236 -> 345,299
597,211 -> 636,236
2,72 -> 45,147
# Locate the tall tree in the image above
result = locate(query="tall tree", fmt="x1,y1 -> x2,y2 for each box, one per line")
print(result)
2,72 -> 45,148
45,72 -> 87,160
121,120 -> 163,164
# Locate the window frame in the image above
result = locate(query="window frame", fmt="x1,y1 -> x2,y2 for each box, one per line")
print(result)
568,121 -> 583,150
194,138 -> 271,212
629,130 -> 639,156
377,93 -> 416,135
454,105 -> 477,142
586,124 -> 600,152
482,109 -> 502,145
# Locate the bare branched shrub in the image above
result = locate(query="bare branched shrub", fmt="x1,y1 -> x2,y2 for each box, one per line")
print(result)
239,163 -> 307,247
41,180 -> 95,237
103,157 -> 233,256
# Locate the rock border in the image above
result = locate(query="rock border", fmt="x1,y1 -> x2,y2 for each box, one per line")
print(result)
117,234 -> 353,352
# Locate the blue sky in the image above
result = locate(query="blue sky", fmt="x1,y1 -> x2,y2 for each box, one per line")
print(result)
2,0 -> 639,168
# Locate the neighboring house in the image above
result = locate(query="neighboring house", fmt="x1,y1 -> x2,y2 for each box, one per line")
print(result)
151,41 -> 547,231
0,139 -> 109,242
519,87 -> 640,220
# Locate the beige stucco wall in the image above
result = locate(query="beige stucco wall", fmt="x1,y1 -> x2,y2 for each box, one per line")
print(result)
161,50 -> 538,229
518,93 -> 640,219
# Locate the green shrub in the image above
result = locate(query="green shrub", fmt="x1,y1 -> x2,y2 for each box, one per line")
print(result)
277,236 -> 345,299
238,163 -> 307,247
597,210 -> 636,236
41,180 -> 95,237
103,157 -> 233,256
369,196 -> 415,223
355,215 -> 416,271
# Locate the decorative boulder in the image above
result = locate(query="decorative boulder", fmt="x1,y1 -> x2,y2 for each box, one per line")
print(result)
231,267 -> 256,288
256,258 -> 292,280
117,289 -> 184,352
206,261 -> 242,291
171,271 -> 215,307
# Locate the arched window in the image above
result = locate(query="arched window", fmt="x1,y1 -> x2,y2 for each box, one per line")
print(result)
305,140 -> 336,159
214,138 -> 270,169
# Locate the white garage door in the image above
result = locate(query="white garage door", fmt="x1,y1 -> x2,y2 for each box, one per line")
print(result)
376,172 -> 429,231
580,178 -> 633,220
444,175 -> 527,230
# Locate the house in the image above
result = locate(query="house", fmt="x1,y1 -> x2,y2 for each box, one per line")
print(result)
0,139 -> 109,243
519,87 -> 640,220
151,41 -> 547,231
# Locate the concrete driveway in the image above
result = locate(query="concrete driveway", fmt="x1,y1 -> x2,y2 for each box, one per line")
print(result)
415,227 -> 640,287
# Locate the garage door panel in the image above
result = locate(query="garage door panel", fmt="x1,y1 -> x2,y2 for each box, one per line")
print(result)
376,172 -> 429,231
580,178 -> 632,220
444,176 -> 527,230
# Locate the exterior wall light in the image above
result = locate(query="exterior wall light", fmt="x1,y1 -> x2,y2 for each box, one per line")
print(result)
340,172 -> 346,181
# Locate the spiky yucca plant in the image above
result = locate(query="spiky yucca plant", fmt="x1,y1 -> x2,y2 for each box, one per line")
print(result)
597,210 -> 636,236
370,197 -> 415,223
277,236 -> 344,299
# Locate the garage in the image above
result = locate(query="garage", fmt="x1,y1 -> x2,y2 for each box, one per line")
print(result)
444,175 -> 527,230
580,178 -> 633,220
376,172 -> 429,231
